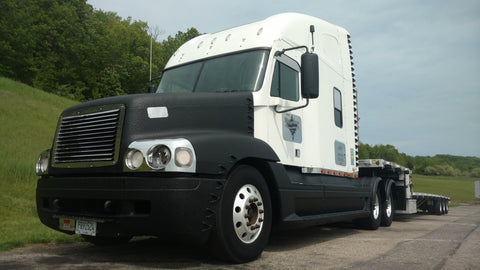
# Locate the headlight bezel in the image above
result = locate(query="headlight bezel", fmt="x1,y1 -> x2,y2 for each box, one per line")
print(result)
124,138 -> 196,173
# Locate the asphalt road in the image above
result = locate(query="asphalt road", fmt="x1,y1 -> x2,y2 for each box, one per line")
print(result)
1,205 -> 479,270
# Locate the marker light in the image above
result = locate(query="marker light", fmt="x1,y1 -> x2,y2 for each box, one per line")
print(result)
175,147 -> 194,168
146,145 -> 171,169
125,149 -> 144,170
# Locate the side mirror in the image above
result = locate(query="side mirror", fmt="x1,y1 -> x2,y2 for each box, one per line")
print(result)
148,84 -> 156,93
301,52 -> 319,99
148,76 -> 162,93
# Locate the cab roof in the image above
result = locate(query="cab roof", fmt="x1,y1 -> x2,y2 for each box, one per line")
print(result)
165,13 -> 348,69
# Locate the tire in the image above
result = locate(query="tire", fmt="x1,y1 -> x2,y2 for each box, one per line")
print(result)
355,189 -> 381,230
82,235 -> 132,246
210,165 -> 272,263
444,200 -> 449,214
434,200 -> 443,215
380,186 -> 394,227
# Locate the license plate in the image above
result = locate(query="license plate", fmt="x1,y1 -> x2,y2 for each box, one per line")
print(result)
75,219 -> 97,236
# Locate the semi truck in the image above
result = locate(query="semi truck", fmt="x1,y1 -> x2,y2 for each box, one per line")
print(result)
35,13 -> 450,263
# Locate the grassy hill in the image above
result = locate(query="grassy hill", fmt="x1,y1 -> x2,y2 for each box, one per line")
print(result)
0,77 -> 80,250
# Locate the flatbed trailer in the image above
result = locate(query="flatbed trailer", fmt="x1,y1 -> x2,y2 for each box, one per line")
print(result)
359,159 -> 450,215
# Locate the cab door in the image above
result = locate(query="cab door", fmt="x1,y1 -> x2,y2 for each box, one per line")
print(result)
269,52 -> 305,166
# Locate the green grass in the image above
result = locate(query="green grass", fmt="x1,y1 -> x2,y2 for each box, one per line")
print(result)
0,77 -> 81,251
411,174 -> 477,203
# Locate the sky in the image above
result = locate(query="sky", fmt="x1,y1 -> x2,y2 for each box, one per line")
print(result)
87,0 -> 480,157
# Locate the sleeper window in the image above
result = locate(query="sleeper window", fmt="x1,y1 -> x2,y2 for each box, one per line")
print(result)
334,88 -> 343,128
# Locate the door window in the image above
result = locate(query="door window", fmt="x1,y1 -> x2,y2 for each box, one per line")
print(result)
270,56 -> 299,101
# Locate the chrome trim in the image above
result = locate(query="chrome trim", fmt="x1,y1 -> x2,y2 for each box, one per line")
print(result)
125,138 -> 196,173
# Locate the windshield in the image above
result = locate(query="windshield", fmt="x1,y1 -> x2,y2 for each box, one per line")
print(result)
157,49 -> 270,93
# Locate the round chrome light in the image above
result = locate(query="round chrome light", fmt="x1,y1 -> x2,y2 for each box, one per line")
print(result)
125,149 -> 144,170
146,145 -> 171,169
175,147 -> 193,168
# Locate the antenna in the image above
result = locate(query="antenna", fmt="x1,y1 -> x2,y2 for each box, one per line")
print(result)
310,25 -> 315,52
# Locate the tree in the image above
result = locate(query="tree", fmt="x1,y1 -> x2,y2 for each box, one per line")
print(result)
0,0 -> 200,101
359,143 -> 370,159
471,168 -> 480,178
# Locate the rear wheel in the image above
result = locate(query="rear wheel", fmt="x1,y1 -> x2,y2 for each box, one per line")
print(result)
380,186 -> 394,227
355,189 -> 381,230
434,200 -> 443,215
210,165 -> 272,263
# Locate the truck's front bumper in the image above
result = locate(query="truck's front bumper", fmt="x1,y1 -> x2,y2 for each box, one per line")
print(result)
36,175 -> 224,243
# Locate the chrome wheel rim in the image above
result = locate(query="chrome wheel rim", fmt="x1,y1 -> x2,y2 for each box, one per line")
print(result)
232,184 -> 265,244
373,193 -> 380,219
385,198 -> 392,217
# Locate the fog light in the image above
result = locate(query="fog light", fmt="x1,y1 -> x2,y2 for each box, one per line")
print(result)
125,149 -> 144,170
146,145 -> 171,169
175,147 -> 193,168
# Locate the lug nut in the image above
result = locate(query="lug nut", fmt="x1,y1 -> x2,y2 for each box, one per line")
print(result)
257,202 -> 263,206
259,218 -> 264,223
259,210 -> 264,214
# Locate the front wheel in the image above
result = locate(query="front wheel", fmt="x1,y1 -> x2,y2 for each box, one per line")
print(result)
210,165 -> 272,263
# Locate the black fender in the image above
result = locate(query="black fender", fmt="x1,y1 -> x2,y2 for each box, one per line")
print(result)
187,133 -> 279,175
378,178 -> 394,201
367,177 -> 383,208
385,179 -> 395,198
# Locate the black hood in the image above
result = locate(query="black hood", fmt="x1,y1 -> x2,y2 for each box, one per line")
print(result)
64,92 -> 254,140
51,92 -> 260,175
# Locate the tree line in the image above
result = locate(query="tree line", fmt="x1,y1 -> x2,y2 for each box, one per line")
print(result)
359,143 -> 480,177
0,0 -> 199,101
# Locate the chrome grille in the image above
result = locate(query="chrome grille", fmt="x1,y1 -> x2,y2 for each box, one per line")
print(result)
53,104 -> 125,167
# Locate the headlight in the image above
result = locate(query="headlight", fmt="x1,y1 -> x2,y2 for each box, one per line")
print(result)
125,149 -> 144,170
146,145 -> 171,170
126,138 -> 196,173
36,150 -> 50,175
175,147 -> 194,168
